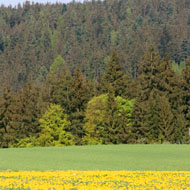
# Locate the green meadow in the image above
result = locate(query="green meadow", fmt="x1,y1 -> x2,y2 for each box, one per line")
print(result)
0,145 -> 189,171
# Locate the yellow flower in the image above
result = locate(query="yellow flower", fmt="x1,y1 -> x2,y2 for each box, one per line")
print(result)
0,171 -> 189,189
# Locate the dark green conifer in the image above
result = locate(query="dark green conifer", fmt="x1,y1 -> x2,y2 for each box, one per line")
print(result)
133,47 -> 179,143
11,83 -> 42,143
180,59 -> 190,142
0,84 -> 15,147
69,68 -> 92,144
104,51 -> 131,98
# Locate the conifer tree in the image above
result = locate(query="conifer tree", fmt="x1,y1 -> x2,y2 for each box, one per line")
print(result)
49,55 -> 65,77
104,51 -> 131,98
69,68 -> 92,144
132,47 -> 161,143
44,69 -> 74,114
181,59 -> 190,142
148,93 -> 175,143
0,84 -> 15,147
56,69 -> 74,114
104,90 -> 118,144
10,83 -> 42,144
133,47 -> 179,143
71,68 -> 90,113
157,55 -> 188,143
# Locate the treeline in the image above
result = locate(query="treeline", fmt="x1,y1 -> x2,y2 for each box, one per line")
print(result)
0,0 -> 190,147
0,49 -> 190,147
1,0 -> 190,91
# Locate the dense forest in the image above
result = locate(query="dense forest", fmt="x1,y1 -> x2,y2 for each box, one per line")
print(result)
0,0 -> 190,147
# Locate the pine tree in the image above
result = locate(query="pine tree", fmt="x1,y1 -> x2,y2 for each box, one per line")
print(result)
132,47 -> 160,143
159,56 -> 186,143
159,25 -> 171,58
56,69 -> 74,114
181,59 -> 190,142
104,91 -> 118,144
0,84 -> 15,147
44,69 -> 74,114
10,83 -> 42,144
104,51 -> 131,98
69,68 -> 92,144
155,94 -> 175,143
132,47 -> 179,143
180,38 -> 190,62
49,55 -> 65,77
71,68 -> 90,113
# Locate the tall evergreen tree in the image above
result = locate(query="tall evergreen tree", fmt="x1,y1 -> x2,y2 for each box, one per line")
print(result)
10,83 -> 42,144
69,68 -> 92,144
159,25 -> 171,58
148,93 -> 175,143
104,51 -> 131,98
43,69 -> 73,114
180,39 -> 190,62
0,84 -> 15,147
181,59 -> 190,142
132,47 -> 179,143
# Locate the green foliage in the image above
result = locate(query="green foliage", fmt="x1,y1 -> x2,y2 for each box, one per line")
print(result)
83,94 -> 107,145
11,136 -> 40,148
172,61 -> 186,75
83,94 -> 134,145
0,85 -> 15,148
180,39 -> 190,61
50,30 -> 58,49
50,55 -> 65,75
181,59 -> 190,140
0,1 -> 190,146
115,96 -> 134,125
1,0 -> 190,90
132,47 -> 183,144
38,104 -> 74,146
68,68 -> 93,144
110,31 -> 120,46
10,83 -> 42,141
147,93 -> 175,143
126,8 -> 132,18
104,51 -> 131,98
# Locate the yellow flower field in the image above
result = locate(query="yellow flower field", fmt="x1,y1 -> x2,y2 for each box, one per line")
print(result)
0,171 -> 189,190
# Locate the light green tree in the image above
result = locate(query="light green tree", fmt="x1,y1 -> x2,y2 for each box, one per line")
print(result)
82,94 -> 107,145
49,55 -> 65,76
38,104 -> 74,146
83,94 -> 134,145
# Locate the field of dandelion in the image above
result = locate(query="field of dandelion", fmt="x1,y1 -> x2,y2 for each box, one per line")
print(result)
0,145 -> 189,189
0,171 -> 190,189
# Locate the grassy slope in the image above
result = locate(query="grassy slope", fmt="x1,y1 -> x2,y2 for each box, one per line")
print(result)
0,145 -> 189,171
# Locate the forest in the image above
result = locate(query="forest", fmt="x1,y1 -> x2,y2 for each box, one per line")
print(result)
0,0 -> 190,147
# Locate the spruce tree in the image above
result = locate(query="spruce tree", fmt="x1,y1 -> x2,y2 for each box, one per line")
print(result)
0,84 -> 15,147
132,47 -> 161,143
153,94 -> 175,143
133,47 -> 179,143
181,59 -> 190,142
10,83 -> 42,144
69,68 -> 92,144
104,51 -> 131,98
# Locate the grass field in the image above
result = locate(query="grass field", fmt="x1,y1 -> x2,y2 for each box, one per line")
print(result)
0,144 -> 189,171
